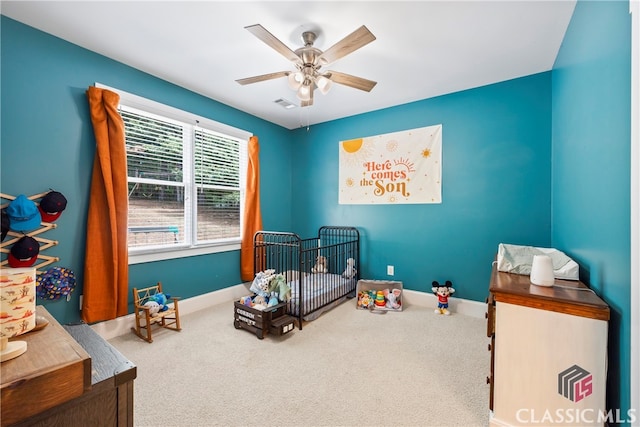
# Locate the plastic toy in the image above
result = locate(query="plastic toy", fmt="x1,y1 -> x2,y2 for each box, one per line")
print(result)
374,290 -> 386,308
357,291 -> 373,308
431,280 -> 455,315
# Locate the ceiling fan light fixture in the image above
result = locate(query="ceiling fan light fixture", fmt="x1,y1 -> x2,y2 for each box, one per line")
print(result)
296,84 -> 312,101
287,71 -> 304,90
239,24 -> 377,108
316,75 -> 332,95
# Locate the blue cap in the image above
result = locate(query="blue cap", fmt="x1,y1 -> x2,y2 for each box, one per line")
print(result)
6,194 -> 42,232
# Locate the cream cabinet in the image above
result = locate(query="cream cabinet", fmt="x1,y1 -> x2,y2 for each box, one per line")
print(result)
487,264 -> 609,427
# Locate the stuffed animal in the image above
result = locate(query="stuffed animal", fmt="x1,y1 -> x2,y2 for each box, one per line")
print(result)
252,294 -> 267,310
384,288 -> 402,310
267,292 -> 279,307
342,258 -> 357,279
143,300 -> 161,316
151,292 -> 170,312
311,256 -> 328,274
431,280 -> 455,315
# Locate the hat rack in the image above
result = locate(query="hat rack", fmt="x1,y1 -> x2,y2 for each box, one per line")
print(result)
0,191 -> 61,274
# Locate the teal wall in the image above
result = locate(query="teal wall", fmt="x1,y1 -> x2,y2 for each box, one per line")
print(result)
290,73 -> 552,303
0,16 -> 293,324
2,2 -> 633,417
551,0 -> 631,418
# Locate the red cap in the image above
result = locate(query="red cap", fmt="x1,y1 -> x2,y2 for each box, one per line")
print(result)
7,236 -> 39,267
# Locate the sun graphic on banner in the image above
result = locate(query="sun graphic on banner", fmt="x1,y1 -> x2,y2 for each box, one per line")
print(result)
394,157 -> 415,173
340,137 -> 374,166
386,140 -> 399,152
342,138 -> 363,153
345,178 -> 355,187
422,148 -> 432,158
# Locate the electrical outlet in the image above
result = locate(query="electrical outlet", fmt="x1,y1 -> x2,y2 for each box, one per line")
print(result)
387,265 -> 394,276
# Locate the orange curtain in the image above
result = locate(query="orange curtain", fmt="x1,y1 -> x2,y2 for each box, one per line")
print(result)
240,135 -> 263,281
82,86 -> 129,323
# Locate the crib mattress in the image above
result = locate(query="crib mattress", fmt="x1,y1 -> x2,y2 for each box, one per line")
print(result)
288,273 -> 355,319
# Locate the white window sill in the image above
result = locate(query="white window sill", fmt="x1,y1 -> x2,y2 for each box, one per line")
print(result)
128,242 -> 240,265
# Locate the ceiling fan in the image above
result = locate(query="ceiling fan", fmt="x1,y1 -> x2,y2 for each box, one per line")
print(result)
236,24 -> 377,107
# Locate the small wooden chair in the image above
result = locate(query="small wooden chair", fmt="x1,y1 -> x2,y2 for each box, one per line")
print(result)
131,282 -> 181,343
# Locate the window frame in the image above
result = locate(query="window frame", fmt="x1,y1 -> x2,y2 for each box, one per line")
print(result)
96,83 -> 252,265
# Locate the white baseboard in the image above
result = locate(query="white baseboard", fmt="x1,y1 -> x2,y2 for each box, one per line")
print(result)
91,282 -> 252,340
402,289 -> 487,319
91,285 -> 486,340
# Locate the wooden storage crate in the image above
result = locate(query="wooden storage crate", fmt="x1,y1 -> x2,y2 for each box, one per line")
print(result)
356,279 -> 404,312
233,296 -> 295,339
269,315 -> 296,336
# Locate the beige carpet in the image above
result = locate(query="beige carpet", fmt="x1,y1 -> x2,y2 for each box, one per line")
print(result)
109,298 -> 490,427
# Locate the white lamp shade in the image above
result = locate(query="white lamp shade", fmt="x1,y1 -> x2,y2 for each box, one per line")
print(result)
296,84 -> 311,101
316,75 -> 332,95
287,72 -> 304,90
530,255 -> 555,287
1,267 -> 36,362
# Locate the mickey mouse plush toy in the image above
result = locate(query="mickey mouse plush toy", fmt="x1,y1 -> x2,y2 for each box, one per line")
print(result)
431,280 -> 455,315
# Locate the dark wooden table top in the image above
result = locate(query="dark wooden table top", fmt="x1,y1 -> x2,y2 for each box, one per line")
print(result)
489,263 -> 610,321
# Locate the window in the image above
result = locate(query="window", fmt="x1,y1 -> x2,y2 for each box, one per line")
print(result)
97,84 -> 250,264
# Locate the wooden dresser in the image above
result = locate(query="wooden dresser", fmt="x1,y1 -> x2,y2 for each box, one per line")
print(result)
486,263 -> 609,427
1,306 -> 136,427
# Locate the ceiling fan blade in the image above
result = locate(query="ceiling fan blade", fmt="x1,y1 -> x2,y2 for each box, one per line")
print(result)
317,26 -> 376,66
245,24 -> 302,65
301,89 -> 314,107
236,71 -> 290,85
326,71 -> 377,92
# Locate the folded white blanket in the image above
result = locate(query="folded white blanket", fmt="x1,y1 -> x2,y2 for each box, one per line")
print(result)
497,243 -> 579,280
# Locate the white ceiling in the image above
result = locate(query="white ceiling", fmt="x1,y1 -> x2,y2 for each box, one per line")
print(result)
2,1 -> 576,130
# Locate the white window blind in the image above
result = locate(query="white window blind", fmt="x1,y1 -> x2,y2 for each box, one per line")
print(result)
96,84 -> 250,264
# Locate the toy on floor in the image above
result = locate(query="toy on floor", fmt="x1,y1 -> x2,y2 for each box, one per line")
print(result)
342,257 -> 357,279
311,255 -> 328,274
384,288 -> 402,310
374,290 -> 386,308
431,280 -> 455,315
357,290 -> 374,309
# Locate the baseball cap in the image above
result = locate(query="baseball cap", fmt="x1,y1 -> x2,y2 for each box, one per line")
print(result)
1,210 -> 8,242
38,191 -> 68,223
8,236 -> 40,268
6,194 -> 42,232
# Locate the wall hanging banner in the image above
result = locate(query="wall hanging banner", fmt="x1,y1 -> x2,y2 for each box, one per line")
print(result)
339,124 -> 442,204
